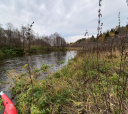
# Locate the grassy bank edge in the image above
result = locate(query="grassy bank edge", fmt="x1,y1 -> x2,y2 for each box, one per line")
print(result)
5,51 -> 128,113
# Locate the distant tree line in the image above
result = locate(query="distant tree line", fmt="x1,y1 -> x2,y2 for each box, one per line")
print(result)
70,25 -> 128,47
0,23 -> 67,49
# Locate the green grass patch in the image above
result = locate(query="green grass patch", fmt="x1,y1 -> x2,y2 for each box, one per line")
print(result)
8,51 -> 128,113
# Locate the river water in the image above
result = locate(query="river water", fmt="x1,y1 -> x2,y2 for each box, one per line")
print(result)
0,51 -> 77,99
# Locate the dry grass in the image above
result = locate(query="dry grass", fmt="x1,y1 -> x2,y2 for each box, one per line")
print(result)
7,50 -> 128,114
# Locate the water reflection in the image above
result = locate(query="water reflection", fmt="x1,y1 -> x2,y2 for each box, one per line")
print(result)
0,51 -> 77,81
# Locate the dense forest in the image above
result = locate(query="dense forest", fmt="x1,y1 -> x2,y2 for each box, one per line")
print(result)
0,23 -> 67,49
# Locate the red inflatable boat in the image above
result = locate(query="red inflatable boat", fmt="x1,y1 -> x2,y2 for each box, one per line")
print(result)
0,91 -> 17,114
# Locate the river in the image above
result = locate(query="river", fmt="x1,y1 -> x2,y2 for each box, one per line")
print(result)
0,51 -> 77,100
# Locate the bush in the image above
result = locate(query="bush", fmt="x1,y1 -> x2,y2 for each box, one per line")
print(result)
0,51 -> 4,59
53,71 -> 61,78
41,62 -> 50,72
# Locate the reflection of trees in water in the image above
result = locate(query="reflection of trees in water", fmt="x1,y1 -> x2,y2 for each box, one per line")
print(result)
0,51 -> 76,81
52,52 -> 67,65
52,51 -> 67,59
28,52 -> 68,68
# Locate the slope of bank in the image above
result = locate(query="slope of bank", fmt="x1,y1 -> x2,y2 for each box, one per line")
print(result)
5,51 -> 128,113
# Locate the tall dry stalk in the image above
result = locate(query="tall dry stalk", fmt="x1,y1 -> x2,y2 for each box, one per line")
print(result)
97,0 -> 103,69
84,29 -> 88,37
119,2 -> 128,113
24,22 -> 34,103
117,11 -> 127,113
117,12 -> 121,96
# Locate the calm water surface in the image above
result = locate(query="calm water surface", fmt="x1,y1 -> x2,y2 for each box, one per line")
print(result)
0,51 -> 77,99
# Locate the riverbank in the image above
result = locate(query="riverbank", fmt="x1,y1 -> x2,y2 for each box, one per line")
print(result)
66,47 -> 83,51
0,46 -> 68,60
4,50 -> 128,113
0,47 -> 23,59
29,46 -> 68,53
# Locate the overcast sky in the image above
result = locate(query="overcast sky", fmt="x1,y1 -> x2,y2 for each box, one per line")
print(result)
0,0 -> 128,43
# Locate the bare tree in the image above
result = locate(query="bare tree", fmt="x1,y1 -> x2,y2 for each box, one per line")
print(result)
13,29 -> 22,47
0,24 -> 6,47
21,26 -> 28,49
5,23 -> 14,46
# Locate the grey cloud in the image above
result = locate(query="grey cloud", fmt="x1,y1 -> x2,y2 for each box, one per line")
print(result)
0,0 -> 127,42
